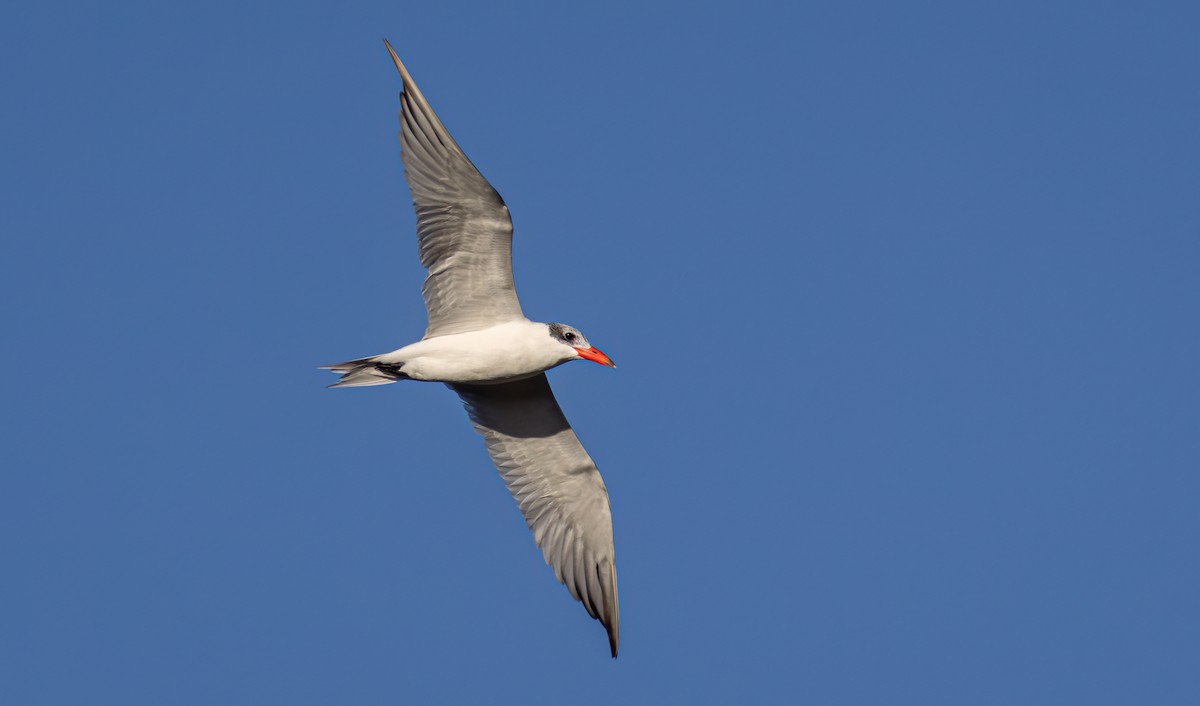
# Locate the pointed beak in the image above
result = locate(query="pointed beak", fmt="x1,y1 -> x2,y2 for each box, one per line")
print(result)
575,346 -> 616,368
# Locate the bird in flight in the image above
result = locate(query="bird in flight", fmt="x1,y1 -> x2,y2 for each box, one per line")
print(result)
323,40 -> 621,657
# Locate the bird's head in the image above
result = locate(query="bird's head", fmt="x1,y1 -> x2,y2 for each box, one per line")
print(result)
548,323 -> 616,368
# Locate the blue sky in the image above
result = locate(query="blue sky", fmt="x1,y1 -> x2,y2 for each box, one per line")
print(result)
3,1 -> 1198,704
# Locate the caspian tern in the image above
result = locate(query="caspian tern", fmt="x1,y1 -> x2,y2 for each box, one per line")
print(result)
323,41 -> 621,657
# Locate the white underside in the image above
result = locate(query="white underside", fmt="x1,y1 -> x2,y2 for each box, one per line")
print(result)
374,319 -> 575,383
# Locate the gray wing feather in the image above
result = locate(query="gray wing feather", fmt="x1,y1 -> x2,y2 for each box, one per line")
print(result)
385,41 -> 524,337
450,374 -> 620,657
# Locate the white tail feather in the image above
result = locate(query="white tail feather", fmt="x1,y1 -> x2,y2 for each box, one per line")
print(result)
321,355 -> 407,388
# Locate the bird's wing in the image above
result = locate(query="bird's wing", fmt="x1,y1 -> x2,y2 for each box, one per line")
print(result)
450,374 -> 620,657
385,40 -> 525,338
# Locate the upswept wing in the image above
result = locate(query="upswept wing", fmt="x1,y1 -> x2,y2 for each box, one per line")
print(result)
450,374 -> 620,657
385,41 -> 524,337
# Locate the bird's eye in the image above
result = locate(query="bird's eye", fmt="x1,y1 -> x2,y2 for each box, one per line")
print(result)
564,331 -> 576,341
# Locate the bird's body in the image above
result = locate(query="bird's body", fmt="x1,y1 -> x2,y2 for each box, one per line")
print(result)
330,320 -> 601,385
323,41 -> 621,657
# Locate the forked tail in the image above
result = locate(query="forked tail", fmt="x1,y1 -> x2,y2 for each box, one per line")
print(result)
321,355 -> 409,388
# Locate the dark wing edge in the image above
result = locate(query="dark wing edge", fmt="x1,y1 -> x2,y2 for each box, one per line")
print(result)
450,374 -> 620,657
